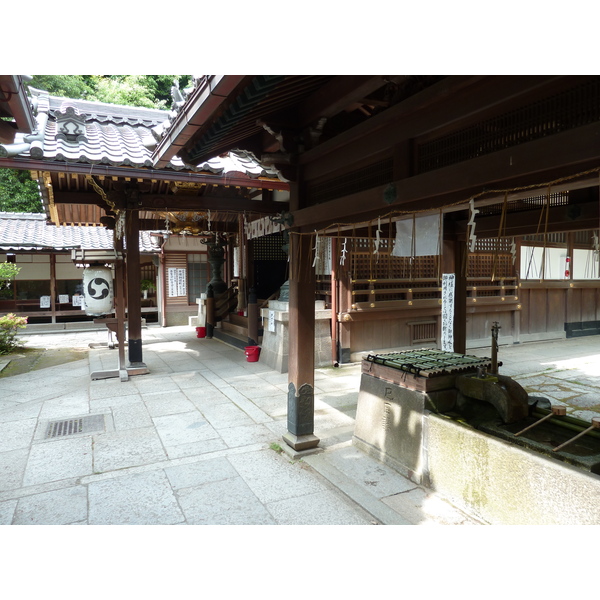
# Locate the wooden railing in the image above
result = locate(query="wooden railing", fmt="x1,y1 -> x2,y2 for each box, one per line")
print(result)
215,285 -> 239,321
350,277 -> 441,310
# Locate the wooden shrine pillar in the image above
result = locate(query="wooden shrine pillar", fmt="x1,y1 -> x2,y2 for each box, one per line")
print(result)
125,210 -> 145,366
443,236 -> 468,354
282,230 -> 319,453
114,234 -> 127,375
49,254 -> 57,324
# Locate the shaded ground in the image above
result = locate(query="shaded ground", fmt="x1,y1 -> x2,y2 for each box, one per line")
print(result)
0,346 -> 89,378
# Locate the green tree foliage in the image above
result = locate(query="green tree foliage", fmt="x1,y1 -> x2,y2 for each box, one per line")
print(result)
0,169 -> 42,213
0,313 -> 27,355
0,261 -> 20,284
28,75 -> 191,109
27,75 -> 97,100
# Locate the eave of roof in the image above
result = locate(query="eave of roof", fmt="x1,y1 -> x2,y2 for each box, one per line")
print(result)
0,212 -> 160,253
153,75 -> 336,167
152,75 -> 248,168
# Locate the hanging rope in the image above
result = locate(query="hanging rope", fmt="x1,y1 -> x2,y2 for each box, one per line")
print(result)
287,165 -> 600,239
541,185 -> 551,281
492,192 -> 509,282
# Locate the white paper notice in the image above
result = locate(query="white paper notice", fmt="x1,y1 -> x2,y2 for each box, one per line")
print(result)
168,268 -> 178,297
441,273 -> 455,352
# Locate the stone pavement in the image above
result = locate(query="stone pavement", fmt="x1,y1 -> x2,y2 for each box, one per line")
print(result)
1,325 -> 598,525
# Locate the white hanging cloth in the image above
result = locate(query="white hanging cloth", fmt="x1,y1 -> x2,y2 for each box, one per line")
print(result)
391,213 -> 442,257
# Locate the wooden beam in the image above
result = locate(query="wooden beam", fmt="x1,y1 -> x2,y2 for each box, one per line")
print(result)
298,75 -> 405,126
292,122 -> 600,231
456,201 -> 600,237
0,157 -> 290,191
51,192 -> 288,214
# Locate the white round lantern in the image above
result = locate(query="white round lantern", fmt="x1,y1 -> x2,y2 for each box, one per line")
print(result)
82,265 -> 114,316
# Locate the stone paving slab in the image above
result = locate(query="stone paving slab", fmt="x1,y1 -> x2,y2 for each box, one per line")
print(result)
227,449 -> 327,505
88,470 -> 185,525
182,391 -> 232,414
313,444 -> 416,499
164,456 -> 239,489
218,386 -> 274,423
23,436 -> 93,487
0,418 -> 37,453
13,485 -> 88,525
143,390 -> 197,417
218,423 -> 276,449
0,448 -> 29,493
200,402 -> 255,429
381,488 -> 481,525
0,499 -> 17,524
39,394 -> 91,420
112,401 -> 154,430
176,476 -> 276,525
266,489 -> 371,525
152,411 -> 221,448
163,437 -> 228,460
93,427 -> 168,472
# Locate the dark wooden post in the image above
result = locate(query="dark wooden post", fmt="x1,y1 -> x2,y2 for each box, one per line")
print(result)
247,286 -> 259,346
49,254 -> 57,324
114,234 -> 127,371
126,209 -> 144,365
283,230 -> 319,453
205,284 -> 215,339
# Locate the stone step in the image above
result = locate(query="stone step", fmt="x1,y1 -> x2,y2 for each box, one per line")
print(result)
228,313 -> 248,327
213,328 -> 255,351
221,320 -> 247,337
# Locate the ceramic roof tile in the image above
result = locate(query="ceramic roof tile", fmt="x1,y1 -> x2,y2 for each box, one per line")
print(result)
0,212 -> 160,253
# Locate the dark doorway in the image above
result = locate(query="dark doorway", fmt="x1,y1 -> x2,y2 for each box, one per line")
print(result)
252,233 -> 288,300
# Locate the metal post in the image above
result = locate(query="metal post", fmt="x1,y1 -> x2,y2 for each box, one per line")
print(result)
205,284 -> 215,339
491,321 -> 500,373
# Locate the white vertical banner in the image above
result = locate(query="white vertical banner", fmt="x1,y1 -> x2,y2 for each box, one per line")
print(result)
441,273 -> 455,352
168,268 -> 178,297
177,268 -> 187,297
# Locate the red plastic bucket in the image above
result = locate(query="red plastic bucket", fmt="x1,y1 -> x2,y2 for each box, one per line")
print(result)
196,326 -> 206,338
244,346 -> 261,362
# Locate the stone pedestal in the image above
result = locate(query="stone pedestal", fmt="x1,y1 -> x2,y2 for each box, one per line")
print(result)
260,300 -> 332,373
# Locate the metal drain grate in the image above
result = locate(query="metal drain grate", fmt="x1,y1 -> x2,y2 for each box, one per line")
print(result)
46,414 -> 105,439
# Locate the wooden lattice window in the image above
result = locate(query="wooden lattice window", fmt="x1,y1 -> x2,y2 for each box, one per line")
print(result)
417,77 -> 600,173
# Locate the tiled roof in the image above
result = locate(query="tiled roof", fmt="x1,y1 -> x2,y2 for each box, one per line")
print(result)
0,212 -> 160,253
0,88 -> 285,180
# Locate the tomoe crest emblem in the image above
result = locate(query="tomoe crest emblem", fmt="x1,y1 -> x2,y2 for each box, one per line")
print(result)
87,277 -> 110,300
